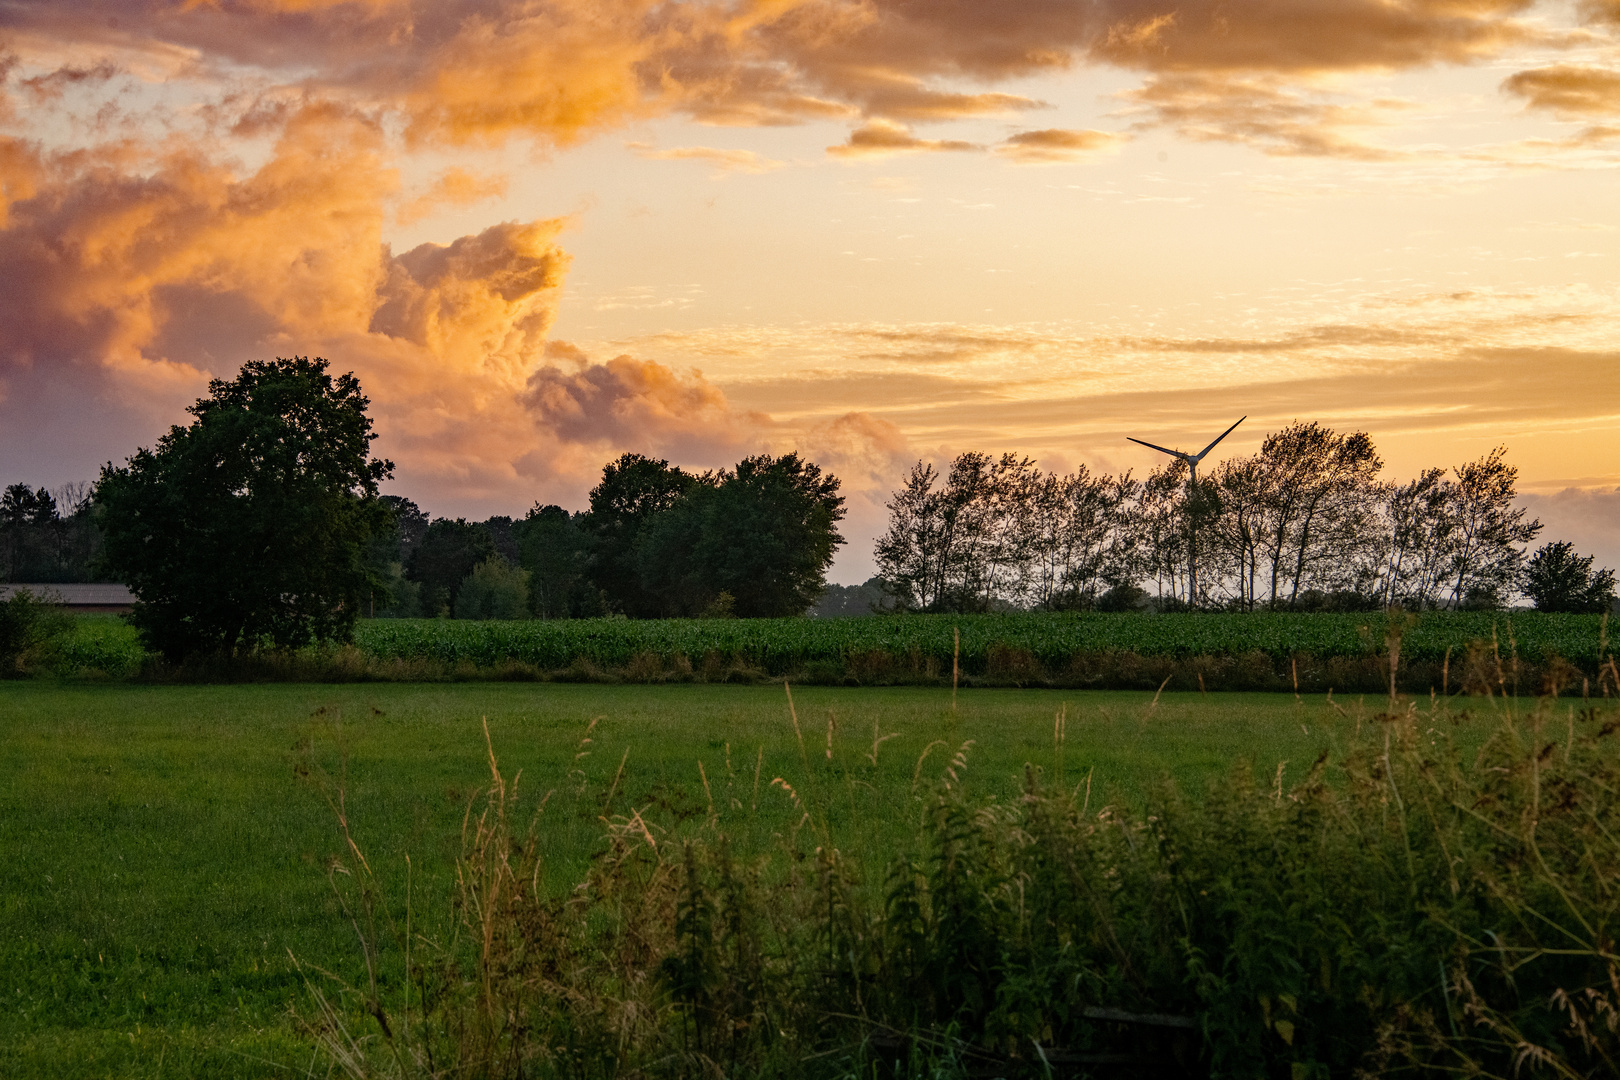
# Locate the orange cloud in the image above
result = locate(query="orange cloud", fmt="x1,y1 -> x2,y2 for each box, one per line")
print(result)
1578,0 -> 1620,25
522,350 -> 768,464
827,119 -> 980,158
0,0 -> 1575,162
1090,0 -> 1541,74
0,98 -> 598,510
1121,73 -> 1411,159
994,127 -> 1127,163
1504,65 -> 1620,116
394,167 -> 510,226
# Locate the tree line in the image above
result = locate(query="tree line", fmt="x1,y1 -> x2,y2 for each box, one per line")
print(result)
15,355 -> 847,659
372,451 -> 845,622
0,483 -> 101,583
11,358 -> 1610,663
876,422 -> 1614,614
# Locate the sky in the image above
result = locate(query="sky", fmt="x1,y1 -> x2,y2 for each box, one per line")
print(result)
1,0 -> 1618,582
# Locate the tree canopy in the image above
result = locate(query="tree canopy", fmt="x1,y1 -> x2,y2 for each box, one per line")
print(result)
96,356 -> 393,658
1523,542 -> 1617,614
635,453 -> 846,617
583,454 -> 702,618
876,426 -> 1549,613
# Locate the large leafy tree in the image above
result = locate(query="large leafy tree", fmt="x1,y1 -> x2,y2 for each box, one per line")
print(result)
583,454 -> 699,616
96,357 -> 393,659
1523,541 -> 1617,614
638,453 -> 845,618
517,504 -> 600,619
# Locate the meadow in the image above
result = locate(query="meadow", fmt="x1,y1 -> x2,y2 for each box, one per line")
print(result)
3,681 -> 1368,1078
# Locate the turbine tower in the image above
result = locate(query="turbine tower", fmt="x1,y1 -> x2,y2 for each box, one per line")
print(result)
1128,416 -> 1245,607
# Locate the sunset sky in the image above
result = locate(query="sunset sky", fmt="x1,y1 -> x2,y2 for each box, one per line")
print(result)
2,0 -> 1618,581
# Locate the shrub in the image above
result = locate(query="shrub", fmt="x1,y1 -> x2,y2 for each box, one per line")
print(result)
0,588 -> 72,676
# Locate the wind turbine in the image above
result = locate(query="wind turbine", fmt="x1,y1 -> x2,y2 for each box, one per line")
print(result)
1128,416 -> 1245,607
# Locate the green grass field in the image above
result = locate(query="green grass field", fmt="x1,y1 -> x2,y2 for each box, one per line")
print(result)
0,681 -> 1473,1076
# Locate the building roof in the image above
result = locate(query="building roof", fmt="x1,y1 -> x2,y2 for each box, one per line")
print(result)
0,583 -> 135,606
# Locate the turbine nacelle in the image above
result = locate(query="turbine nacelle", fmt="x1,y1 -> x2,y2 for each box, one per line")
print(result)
1126,415 -> 1246,468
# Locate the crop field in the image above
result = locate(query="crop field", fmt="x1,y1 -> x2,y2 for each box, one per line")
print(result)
55,610 -> 1617,687
3,680 -> 1393,1078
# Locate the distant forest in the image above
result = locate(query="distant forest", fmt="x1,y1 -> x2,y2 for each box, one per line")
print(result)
8,421 -> 1611,618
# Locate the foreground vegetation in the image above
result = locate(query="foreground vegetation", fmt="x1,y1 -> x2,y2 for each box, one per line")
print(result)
315,684 -> 1620,1080
1,683 -> 1323,1077
6,673 -> 1620,1077
50,609 -> 1620,694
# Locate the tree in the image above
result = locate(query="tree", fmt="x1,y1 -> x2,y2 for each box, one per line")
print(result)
1523,542 -> 1617,613
1443,447 -> 1541,608
517,504 -> 599,618
1,484 -> 60,581
1236,423 -> 1384,609
366,496 -> 428,617
1374,468 -> 1454,609
454,558 -> 531,620
637,453 -> 846,618
583,454 -> 699,616
96,356 -> 393,659
873,461 -> 944,610
407,519 -> 496,616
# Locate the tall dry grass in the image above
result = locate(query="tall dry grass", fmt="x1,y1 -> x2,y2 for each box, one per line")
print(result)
298,628 -> 1620,1078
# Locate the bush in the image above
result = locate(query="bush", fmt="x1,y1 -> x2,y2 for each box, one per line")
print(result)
0,588 -> 72,676
453,558 -> 530,620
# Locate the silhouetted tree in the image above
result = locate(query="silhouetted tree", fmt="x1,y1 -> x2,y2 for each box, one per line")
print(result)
1523,541 -> 1616,613
584,454 -> 699,616
1443,447 -> 1541,608
638,453 -> 845,617
517,504 -> 600,618
96,356 -> 393,659
1,484 -> 57,580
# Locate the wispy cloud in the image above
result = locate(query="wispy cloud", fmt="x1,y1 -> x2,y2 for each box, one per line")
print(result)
625,142 -> 784,173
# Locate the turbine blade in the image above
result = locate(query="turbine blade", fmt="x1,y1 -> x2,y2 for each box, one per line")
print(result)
1127,436 -> 1187,459
1192,415 -> 1246,462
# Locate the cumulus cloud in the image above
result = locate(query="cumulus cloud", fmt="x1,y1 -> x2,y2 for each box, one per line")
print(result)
797,410 -> 910,487
522,349 -> 767,463
0,100 -> 592,509
993,127 -> 1126,162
